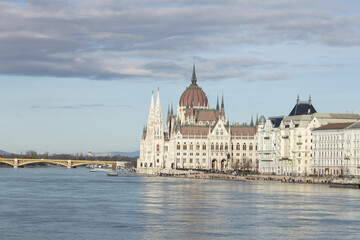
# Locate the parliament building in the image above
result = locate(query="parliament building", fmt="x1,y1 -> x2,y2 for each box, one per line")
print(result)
137,65 -> 257,174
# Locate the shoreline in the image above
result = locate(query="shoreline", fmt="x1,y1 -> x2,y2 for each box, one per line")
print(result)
141,170 -> 360,186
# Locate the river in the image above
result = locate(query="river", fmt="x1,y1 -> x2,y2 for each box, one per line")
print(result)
0,168 -> 359,240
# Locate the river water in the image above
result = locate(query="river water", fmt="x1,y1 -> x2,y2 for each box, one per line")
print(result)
0,168 -> 360,240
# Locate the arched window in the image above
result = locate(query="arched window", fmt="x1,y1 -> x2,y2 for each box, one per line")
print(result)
216,143 -> 219,150
211,143 -> 214,150
156,144 -> 160,152
183,143 -> 187,150
177,143 -> 180,150
236,143 -> 240,150
203,143 -> 206,150
220,143 -> 223,150
243,143 -> 246,151
225,144 -> 228,151
249,143 -> 253,151
190,143 -> 193,150
196,143 -> 200,150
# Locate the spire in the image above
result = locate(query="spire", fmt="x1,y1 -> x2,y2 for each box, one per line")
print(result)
191,62 -> 197,85
216,95 -> 219,112
256,114 -> 259,126
309,94 -> 312,105
150,91 -> 154,110
167,104 -> 170,115
220,94 -> 225,118
297,94 -> 300,105
156,87 -> 160,108
171,103 -> 173,115
250,115 -> 254,127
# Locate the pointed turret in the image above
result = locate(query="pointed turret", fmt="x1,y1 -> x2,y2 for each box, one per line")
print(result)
171,103 -> 174,116
297,94 -> 300,105
250,115 -> 254,127
150,91 -> 154,110
309,94 -> 312,105
216,95 -> 219,112
156,87 -> 161,108
191,62 -> 197,85
220,94 -> 225,119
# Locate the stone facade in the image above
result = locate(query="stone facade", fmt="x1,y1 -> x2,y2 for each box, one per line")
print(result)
312,121 -> 360,176
137,66 -> 258,174
257,96 -> 360,176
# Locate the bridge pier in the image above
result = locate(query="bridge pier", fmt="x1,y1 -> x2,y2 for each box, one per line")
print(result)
14,158 -> 18,169
67,160 -> 72,169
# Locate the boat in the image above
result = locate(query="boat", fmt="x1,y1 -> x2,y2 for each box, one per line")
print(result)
108,171 -> 118,177
90,168 -> 96,172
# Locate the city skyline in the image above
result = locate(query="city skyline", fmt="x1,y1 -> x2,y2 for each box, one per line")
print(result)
0,0 -> 360,153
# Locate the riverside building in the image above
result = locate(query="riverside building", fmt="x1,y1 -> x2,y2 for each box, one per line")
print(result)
137,65 -> 258,174
312,121 -> 360,176
257,96 -> 360,176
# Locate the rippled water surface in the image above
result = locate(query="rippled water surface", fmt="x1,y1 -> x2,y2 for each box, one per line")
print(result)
1,168 -> 360,240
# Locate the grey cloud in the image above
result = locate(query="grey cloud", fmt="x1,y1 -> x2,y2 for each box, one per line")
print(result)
0,0 -> 359,80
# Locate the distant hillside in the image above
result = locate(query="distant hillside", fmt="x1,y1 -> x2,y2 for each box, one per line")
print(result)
110,151 -> 140,158
0,150 -> 10,155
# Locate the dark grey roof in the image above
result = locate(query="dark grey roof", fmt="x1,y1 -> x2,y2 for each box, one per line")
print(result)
289,102 -> 317,116
348,121 -> 360,129
269,116 -> 284,127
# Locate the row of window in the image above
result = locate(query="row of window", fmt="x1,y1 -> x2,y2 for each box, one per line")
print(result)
314,151 -> 343,158
176,142 -> 255,151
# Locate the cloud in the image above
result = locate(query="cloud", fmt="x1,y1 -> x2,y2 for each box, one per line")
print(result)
0,0 -> 359,80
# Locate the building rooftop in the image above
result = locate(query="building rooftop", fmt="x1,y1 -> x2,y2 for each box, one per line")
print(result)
314,122 -> 354,131
289,95 -> 316,116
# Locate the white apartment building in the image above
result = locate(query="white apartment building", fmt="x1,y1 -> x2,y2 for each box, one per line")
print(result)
258,95 -> 360,176
312,121 -> 360,176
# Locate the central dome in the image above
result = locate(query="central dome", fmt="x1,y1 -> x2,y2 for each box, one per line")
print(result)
179,65 -> 208,107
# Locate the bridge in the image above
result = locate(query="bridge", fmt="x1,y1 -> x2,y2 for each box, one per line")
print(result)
0,157 -> 121,169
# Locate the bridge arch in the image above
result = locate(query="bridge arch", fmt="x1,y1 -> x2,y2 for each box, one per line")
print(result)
0,160 -> 14,167
18,160 -> 68,167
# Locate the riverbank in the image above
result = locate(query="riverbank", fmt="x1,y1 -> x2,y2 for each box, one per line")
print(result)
148,170 -> 360,186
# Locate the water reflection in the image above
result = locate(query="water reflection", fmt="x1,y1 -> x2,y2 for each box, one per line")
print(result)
139,178 -> 360,240
1,168 -> 360,240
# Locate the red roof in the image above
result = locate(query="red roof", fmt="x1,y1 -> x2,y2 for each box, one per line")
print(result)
180,126 -> 209,136
230,127 -> 256,136
315,122 -> 354,130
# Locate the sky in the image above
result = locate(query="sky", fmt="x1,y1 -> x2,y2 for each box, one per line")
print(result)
0,0 -> 360,154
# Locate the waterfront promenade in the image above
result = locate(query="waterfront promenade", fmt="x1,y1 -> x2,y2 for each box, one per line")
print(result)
149,169 -> 360,186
